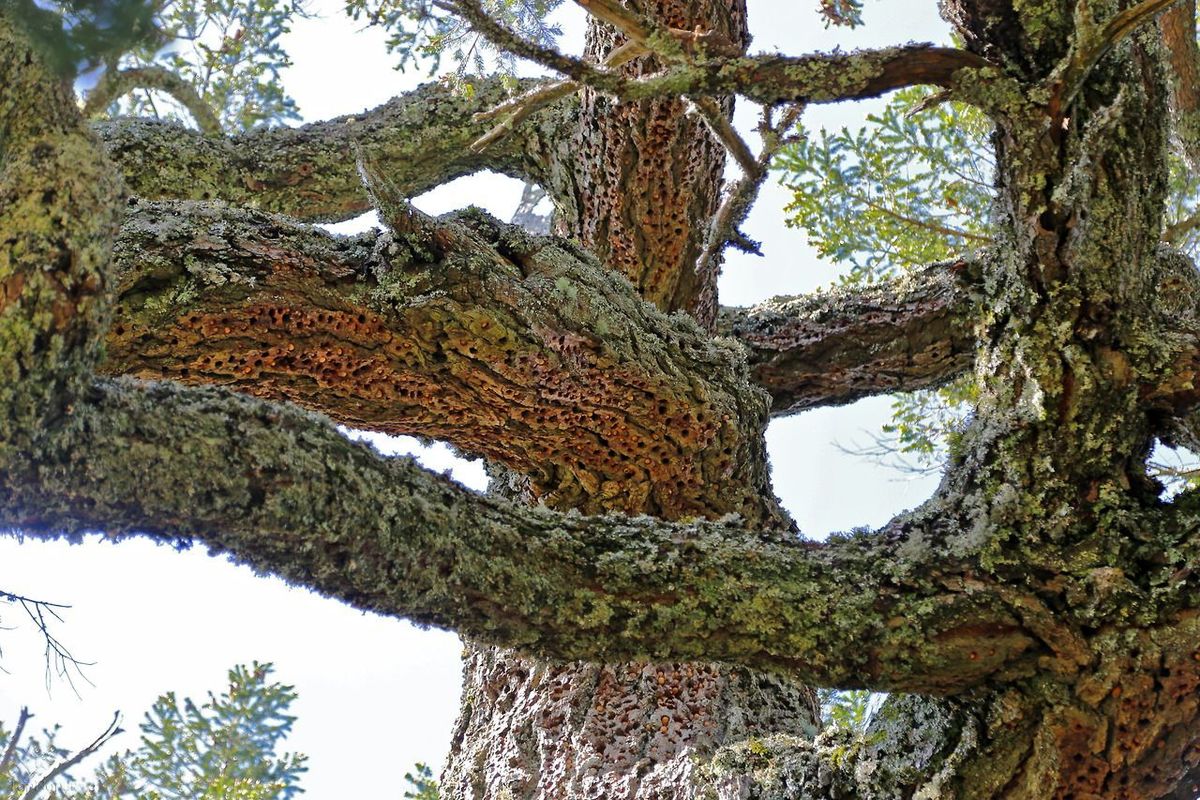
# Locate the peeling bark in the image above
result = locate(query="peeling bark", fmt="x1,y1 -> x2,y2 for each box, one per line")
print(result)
441,1 -> 818,792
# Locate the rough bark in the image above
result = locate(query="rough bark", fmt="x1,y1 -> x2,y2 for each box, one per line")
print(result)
8,0 -> 1200,796
720,259 -> 979,415
99,199 -> 785,524
441,2 -> 824,792
95,76 -> 570,223
542,0 -> 747,324
3,373 -> 1064,692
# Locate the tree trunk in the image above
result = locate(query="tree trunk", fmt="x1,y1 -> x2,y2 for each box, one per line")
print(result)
442,2 -> 823,797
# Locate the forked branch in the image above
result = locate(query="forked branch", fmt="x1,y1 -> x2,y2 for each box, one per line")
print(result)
449,0 -> 992,108
0,591 -> 92,690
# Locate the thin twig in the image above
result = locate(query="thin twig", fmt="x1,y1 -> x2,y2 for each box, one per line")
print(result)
856,195 -> 991,242
0,591 -> 93,692
18,712 -> 122,800
83,66 -> 222,136
695,104 -> 804,288
471,40 -> 645,152
0,707 -> 32,778
437,0 -> 622,91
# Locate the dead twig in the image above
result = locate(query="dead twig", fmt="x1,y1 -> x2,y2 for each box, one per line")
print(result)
0,590 -> 93,693
17,712 -> 122,800
0,707 -> 32,779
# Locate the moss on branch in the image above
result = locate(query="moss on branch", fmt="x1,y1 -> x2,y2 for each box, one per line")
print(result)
94,77 -> 573,223
2,375 -> 1050,693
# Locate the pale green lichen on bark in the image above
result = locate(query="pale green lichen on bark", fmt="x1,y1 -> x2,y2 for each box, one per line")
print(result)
0,12 -> 123,464
95,77 -> 573,223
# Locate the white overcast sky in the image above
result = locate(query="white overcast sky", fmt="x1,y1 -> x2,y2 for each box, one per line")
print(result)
0,1 -> 951,796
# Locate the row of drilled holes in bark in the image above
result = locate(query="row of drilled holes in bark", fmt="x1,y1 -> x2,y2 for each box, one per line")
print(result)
1059,651 -> 1200,798
575,100 -> 716,305
109,311 -> 755,511
114,301 -> 723,434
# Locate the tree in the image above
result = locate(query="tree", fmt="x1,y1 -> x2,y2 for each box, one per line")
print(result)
0,663 -> 306,799
4,0 -> 1200,793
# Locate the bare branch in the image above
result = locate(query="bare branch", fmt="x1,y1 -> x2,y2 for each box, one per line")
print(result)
438,0 -> 620,89
96,77 -> 571,223
18,712 -> 122,800
447,0 -> 991,111
0,707 -> 32,779
83,65 -> 222,136
690,96 -> 759,177
0,591 -> 93,691
719,260 -> 980,414
695,104 -> 804,291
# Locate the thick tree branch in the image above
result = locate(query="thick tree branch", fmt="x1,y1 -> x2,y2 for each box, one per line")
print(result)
718,260 -> 979,415
95,77 -> 571,223
83,65 -> 222,136
99,200 -> 786,524
3,376 -> 1048,694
